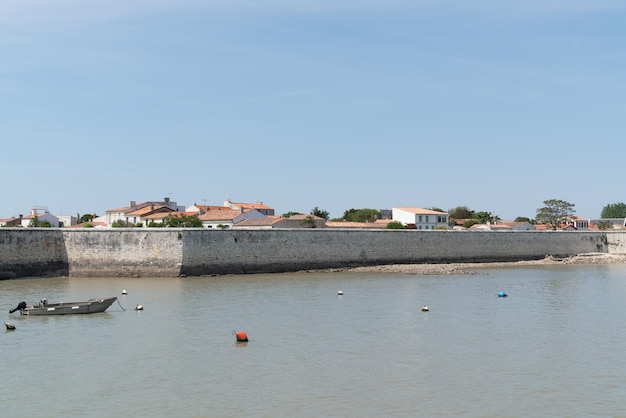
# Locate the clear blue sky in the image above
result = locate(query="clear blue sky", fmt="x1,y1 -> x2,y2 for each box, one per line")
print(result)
2,1 -> 625,221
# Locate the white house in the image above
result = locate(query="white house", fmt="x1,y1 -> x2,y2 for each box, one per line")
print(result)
57,215 -> 77,227
21,208 -> 59,227
105,197 -> 185,227
392,207 -> 449,230
563,217 -> 589,231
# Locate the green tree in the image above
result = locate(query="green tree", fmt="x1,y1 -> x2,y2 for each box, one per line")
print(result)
514,217 -> 532,223
163,213 -> 202,227
311,207 -> 329,221
596,220 -> 613,230
535,199 -> 576,230
448,206 -> 474,220
80,214 -> 96,223
474,211 -> 492,224
147,221 -> 165,227
282,211 -> 302,218
386,221 -> 404,229
342,208 -> 381,223
28,216 -> 52,227
601,202 -> 626,218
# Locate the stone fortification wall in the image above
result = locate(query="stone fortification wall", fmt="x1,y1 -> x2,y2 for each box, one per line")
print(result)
0,228 -> 625,279
63,229 -> 183,277
0,229 -> 68,279
181,229 -> 616,275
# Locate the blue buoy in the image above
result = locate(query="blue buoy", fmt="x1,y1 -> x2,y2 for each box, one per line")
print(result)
497,292 -> 507,297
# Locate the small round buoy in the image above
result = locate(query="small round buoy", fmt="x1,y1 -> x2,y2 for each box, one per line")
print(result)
338,290 -> 343,295
497,292 -> 507,297
422,305 -> 429,312
134,304 -> 143,310
5,322 -> 15,330
233,330 -> 248,342
122,289 -> 128,295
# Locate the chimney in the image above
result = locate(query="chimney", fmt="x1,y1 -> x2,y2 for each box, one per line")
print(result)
130,201 -> 136,208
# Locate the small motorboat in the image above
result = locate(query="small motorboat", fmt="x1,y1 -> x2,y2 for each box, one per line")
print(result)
10,297 -> 117,316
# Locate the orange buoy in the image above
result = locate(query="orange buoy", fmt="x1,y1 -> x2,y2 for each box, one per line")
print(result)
233,330 -> 248,342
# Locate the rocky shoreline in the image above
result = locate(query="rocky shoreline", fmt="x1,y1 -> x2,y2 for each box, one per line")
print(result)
337,253 -> 626,275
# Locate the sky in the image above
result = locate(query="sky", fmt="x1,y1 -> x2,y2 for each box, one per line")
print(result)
1,0 -> 625,221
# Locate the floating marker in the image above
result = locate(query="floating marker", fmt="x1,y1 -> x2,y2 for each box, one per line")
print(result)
233,330 -> 248,342
497,292 -> 507,298
134,304 -> 143,311
338,290 -> 343,295
122,289 -> 128,295
5,322 -> 15,330
421,306 -> 429,312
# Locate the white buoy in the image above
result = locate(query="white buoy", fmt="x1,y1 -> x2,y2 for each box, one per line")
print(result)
122,289 -> 128,295
5,322 -> 15,330
134,304 -> 143,311
422,306 -> 429,312
338,290 -> 343,295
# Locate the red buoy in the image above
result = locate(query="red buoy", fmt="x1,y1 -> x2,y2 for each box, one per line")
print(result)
234,331 -> 248,342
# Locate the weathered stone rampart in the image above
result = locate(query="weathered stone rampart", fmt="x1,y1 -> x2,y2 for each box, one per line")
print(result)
1,228 -> 625,279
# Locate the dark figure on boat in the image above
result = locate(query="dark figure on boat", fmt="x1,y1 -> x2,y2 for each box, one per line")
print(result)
9,301 -> 26,314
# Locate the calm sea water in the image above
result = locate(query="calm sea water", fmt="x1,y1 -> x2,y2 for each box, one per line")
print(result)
2,265 -> 626,417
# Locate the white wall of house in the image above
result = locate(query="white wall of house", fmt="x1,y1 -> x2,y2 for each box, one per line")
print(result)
57,215 -> 77,227
21,212 -> 59,227
105,211 -> 125,226
202,220 -> 234,229
392,207 -> 449,230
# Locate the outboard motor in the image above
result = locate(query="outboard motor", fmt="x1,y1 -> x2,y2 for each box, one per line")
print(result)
9,301 -> 26,314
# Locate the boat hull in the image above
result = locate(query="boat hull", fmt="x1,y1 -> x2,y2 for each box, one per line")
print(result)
21,297 -> 117,316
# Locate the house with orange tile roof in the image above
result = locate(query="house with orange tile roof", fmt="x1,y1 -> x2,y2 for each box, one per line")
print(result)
141,210 -> 200,226
224,199 -> 275,216
105,197 -> 184,227
186,204 -> 232,215
123,205 -> 176,226
392,207 -> 449,230
0,216 -> 21,227
198,208 -> 267,229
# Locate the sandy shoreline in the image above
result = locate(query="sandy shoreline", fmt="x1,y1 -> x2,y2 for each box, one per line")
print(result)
316,253 -> 626,275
